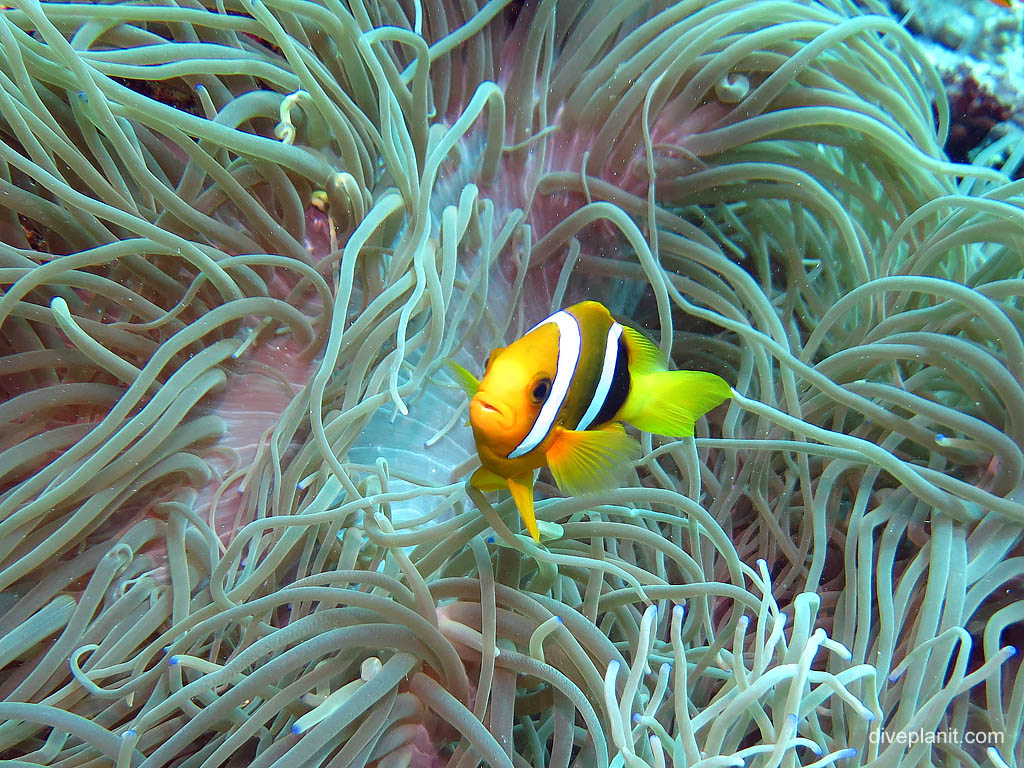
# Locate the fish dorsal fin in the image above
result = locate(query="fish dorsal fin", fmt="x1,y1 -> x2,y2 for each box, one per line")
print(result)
620,325 -> 668,374
444,359 -> 479,397
546,423 -> 641,497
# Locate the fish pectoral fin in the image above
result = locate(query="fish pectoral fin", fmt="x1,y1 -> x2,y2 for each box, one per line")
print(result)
546,423 -> 641,497
470,466 -> 507,492
443,358 -> 479,397
506,472 -> 540,542
620,370 -> 731,436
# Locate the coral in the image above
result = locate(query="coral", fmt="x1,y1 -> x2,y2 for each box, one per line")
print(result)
0,0 -> 1022,767
882,0 -> 1024,175
943,68 -> 1012,164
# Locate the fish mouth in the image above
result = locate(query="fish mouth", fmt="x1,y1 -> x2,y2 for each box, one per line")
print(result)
470,393 -> 513,430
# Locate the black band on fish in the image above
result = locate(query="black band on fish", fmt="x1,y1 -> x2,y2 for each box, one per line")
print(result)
594,332 -> 630,427
575,321 -> 623,431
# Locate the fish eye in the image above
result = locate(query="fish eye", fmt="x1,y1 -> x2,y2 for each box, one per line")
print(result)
529,377 -> 552,404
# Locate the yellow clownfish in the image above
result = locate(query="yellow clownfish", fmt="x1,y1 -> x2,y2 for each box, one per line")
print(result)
448,301 -> 731,541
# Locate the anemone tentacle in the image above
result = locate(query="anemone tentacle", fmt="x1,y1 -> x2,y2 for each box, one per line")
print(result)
1,1 -> 1022,766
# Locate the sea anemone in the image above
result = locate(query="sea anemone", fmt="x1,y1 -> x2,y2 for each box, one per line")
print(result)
1,0 -> 1022,766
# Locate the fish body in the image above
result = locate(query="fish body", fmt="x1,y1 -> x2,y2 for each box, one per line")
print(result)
449,301 -> 731,541
987,0 -> 1017,7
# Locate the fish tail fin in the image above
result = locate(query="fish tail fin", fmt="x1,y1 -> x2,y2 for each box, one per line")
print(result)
619,369 -> 731,436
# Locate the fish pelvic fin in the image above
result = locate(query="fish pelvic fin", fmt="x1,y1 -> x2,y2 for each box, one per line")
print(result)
444,358 -> 480,397
506,472 -> 540,542
620,369 -> 731,436
470,466 -> 507,492
546,423 -> 641,497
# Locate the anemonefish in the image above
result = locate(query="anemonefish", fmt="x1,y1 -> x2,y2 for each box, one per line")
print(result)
448,301 -> 732,541
987,0 -> 1019,7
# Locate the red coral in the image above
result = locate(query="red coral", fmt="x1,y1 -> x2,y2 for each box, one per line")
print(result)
943,68 -> 1012,164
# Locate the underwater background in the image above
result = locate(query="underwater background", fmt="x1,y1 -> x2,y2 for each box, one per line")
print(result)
1,0 -> 1023,766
